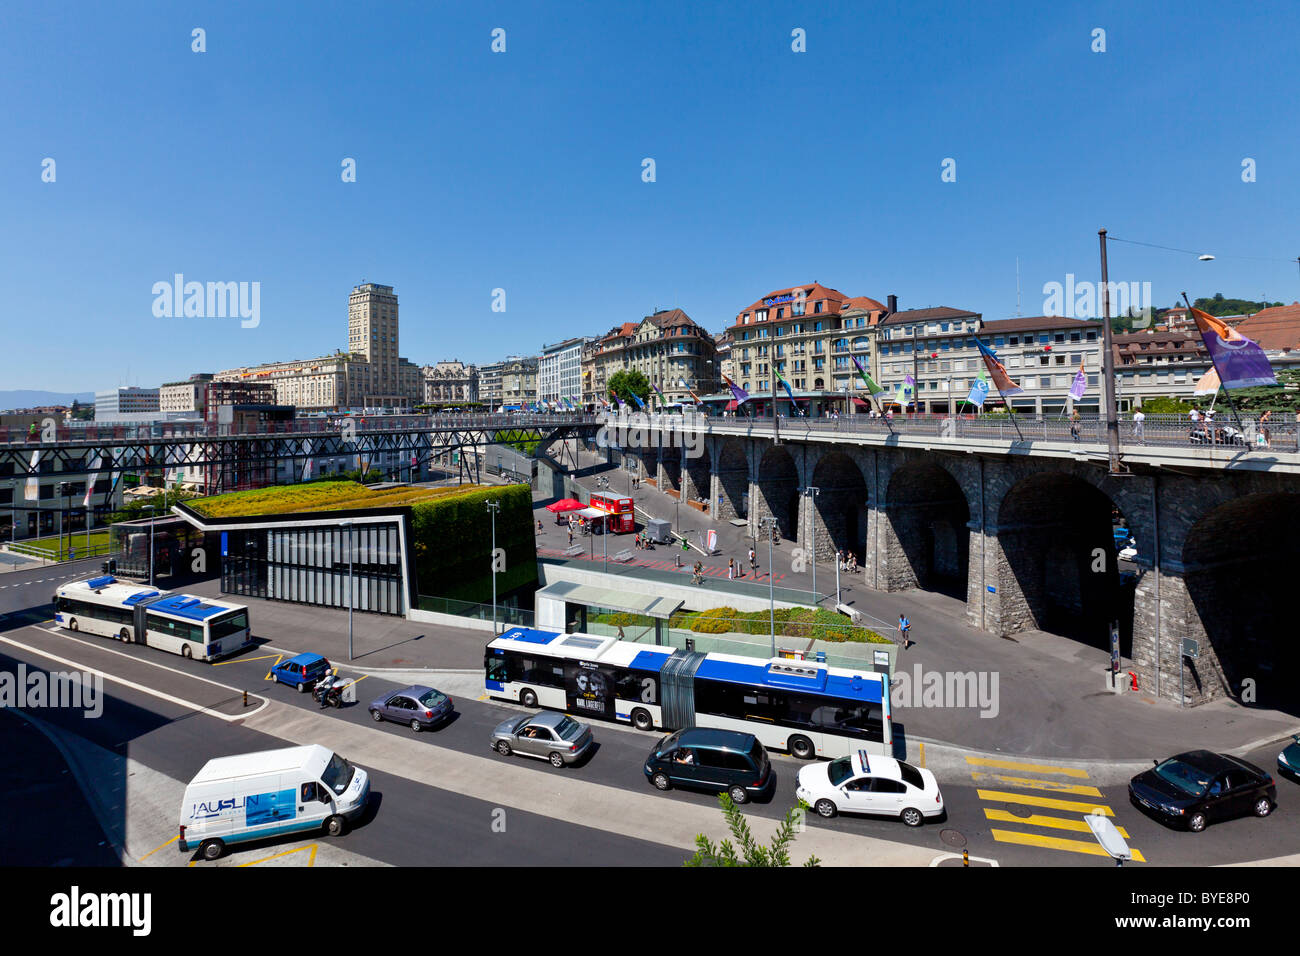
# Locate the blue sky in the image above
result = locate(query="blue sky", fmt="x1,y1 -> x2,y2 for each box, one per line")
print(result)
2,0 -> 1298,391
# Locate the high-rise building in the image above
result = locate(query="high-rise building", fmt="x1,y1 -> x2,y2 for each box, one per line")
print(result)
538,337 -> 590,405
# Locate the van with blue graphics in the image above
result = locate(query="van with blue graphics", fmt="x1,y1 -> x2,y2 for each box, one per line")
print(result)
179,745 -> 370,860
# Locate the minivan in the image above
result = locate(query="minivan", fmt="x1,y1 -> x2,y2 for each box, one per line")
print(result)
271,652 -> 331,692
643,728 -> 772,803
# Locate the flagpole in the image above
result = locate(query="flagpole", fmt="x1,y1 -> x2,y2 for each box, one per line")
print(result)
1182,292 -> 1247,439
1099,229 -> 1126,474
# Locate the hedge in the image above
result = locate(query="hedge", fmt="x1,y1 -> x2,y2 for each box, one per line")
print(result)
410,484 -> 537,604
189,480 -> 466,518
668,606 -> 889,644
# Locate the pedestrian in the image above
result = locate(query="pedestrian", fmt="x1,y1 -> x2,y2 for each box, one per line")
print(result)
568,527 -> 574,546
537,519 -> 543,532
1070,410 -> 1081,442
899,613 -> 912,649
748,547 -> 756,575
1132,409 -> 1146,445
727,558 -> 735,580
617,626 -> 625,639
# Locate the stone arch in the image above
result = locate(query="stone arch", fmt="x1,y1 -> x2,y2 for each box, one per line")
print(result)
809,451 -> 868,562
995,471 -> 1131,651
715,438 -> 748,519
884,461 -> 970,598
1181,492 -> 1300,712
660,444 -> 682,493
756,444 -> 799,540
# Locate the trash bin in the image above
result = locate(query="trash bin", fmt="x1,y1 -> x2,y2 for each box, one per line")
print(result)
645,517 -> 671,544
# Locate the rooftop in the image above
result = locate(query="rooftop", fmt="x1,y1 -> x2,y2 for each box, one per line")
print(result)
186,480 -> 477,518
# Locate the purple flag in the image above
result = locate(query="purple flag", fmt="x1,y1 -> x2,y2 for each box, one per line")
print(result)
722,374 -> 750,406
1068,363 -> 1087,401
1192,307 -> 1276,389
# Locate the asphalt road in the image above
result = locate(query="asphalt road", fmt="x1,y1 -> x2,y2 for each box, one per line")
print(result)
4,618 -> 1298,867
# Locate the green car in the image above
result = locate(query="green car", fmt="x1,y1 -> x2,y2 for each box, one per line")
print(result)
1278,735 -> 1300,782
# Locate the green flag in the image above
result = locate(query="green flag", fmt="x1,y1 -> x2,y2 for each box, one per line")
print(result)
851,355 -> 885,394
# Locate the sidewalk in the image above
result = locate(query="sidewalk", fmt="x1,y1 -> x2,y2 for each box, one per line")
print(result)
546,447 -> 1300,762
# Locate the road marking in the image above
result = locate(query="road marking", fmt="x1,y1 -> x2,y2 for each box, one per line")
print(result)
0,634 -> 270,721
969,772 -> 1103,797
983,808 -> 1131,838
138,835 -> 179,861
264,654 -> 285,680
238,844 -> 318,867
965,756 -> 1089,778
991,828 -> 1146,862
212,653 -> 281,666
976,789 -> 1115,816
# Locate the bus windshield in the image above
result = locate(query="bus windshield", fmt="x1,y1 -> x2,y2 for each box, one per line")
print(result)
321,753 -> 355,795
209,610 -> 249,642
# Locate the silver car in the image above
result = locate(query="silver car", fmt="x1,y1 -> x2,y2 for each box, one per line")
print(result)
491,712 -> 594,767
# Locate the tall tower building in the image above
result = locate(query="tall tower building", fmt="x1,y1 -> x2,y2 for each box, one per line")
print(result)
348,282 -> 401,406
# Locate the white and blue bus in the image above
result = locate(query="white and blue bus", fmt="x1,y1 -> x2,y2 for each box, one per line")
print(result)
54,575 -> 252,661
484,628 -> 892,759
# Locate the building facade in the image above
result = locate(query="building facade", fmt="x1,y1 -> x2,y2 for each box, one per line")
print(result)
587,309 -> 718,406
479,360 -> 506,407
159,374 -> 214,416
500,356 -> 538,407
538,337 -> 590,405
422,360 -> 479,405
95,387 -> 159,419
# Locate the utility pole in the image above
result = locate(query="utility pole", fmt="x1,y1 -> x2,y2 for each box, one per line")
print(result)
771,358 -> 780,444
1099,229 -> 1127,475
803,486 -> 820,604
485,501 -> 500,635
760,516 -> 777,657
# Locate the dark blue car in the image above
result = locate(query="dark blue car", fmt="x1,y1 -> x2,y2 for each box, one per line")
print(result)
271,652 -> 332,692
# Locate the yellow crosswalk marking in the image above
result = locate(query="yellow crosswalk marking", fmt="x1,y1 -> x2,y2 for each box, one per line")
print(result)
970,772 -> 1103,797
976,789 -> 1114,815
965,756 -> 1089,778
983,808 -> 1131,838
991,828 -> 1146,862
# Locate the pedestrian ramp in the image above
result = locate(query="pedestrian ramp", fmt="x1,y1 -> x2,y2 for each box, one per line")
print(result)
966,755 -> 1146,862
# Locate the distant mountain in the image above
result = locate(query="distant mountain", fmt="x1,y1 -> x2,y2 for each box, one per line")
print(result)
0,390 -> 95,411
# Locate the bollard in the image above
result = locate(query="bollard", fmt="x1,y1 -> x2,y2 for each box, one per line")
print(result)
963,848 -> 969,867
243,690 -> 248,708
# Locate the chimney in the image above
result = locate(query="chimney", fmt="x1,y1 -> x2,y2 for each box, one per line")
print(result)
887,294 -> 898,315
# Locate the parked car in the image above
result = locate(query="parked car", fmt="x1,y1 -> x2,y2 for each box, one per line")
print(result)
368,685 -> 453,731
1278,735 -> 1300,783
1129,750 -> 1276,832
795,751 -> 943,826
491,712 -> 594,767
270,652 -> 331,692
643,728 -> 772,804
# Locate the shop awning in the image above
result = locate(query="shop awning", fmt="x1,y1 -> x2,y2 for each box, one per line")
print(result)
575,506 -> 607,519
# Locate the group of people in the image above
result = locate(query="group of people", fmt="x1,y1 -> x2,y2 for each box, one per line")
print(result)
836,550 -> 859,573
633,532 -> 654,550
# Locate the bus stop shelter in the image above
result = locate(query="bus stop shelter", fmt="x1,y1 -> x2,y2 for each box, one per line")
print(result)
535,581 -> 682,644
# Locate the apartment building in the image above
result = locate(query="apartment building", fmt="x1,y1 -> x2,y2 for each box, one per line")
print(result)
538,337 -> 590,405
422,360 -> 479,405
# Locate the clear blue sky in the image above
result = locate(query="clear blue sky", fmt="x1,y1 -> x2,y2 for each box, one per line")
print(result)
3,0 -> 1298,392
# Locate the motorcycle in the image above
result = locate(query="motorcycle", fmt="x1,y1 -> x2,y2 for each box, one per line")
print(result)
312,673 -> 350,709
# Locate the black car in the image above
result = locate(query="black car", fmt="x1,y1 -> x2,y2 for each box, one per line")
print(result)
1129,750 -> 1276,833
643,728 -> 773,804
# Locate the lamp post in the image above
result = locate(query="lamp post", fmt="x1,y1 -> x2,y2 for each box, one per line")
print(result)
340,519 -> 354,660
485,500 -> 500,634
803,486 -> 820,604
760,516 -> 777,657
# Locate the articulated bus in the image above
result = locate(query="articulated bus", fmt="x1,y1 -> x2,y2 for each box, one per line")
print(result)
484,627 -> 891,760
54,575 -> 252,661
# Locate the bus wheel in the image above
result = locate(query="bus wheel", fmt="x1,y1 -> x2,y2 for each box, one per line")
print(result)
325,815 -> 346,837
788,735 -> 815,759
68,618 -> 79,631
181,645 -> 192,659
199,839 -> 225,861
119,628 -> 130,642
631,708 -> 653,731
520,688 -> 538,708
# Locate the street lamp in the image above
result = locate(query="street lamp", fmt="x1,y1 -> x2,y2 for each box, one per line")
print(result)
803,486 -> 820,604
759,516 -> 777,658
485,500 -> 500,635
340,519 -> 355,660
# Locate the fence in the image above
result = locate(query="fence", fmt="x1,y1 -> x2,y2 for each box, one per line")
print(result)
6,535 -> 117,562
416,594 -> 535,629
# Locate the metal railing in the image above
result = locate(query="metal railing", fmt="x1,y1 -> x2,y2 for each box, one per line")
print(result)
416,594 -> 535,628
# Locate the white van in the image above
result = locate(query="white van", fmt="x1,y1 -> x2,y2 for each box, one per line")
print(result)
178,745 -> 370,860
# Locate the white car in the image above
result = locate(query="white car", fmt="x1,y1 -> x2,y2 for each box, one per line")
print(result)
796,750 -> 944,826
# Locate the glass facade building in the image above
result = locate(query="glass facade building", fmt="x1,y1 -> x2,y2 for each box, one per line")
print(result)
220,520 -> 407,615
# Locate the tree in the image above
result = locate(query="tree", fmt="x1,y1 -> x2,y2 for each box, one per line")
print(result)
1137,396 -> 1192,415
1192,294 -> 1282,318
607,368 -> 650,407
107,486 -> 199,524
685,794 -> 821,867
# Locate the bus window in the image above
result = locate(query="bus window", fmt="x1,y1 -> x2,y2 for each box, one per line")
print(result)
486,655 -> 509,683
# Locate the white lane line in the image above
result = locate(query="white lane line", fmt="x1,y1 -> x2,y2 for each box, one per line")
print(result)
0,634 -> 270,721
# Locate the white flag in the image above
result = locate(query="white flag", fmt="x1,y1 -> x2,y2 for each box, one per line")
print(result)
24,451 -> 40,501
83,454 -> 103,508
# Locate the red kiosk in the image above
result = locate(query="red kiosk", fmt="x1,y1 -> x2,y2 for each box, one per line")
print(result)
588,493 -> 634,534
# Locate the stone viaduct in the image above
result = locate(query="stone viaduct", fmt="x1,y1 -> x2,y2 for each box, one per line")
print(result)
622,417 -> 1300,712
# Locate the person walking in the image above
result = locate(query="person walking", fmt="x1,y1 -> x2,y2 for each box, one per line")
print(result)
727,557 -> 735,580
899,614 -> 912,649
568,527 -> 574,546
1132,409 -> 1146,445
1069,410 -> 1081,442
748,546 -> 757,576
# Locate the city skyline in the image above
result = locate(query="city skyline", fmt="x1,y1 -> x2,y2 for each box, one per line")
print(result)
4,2 -> 1299,392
